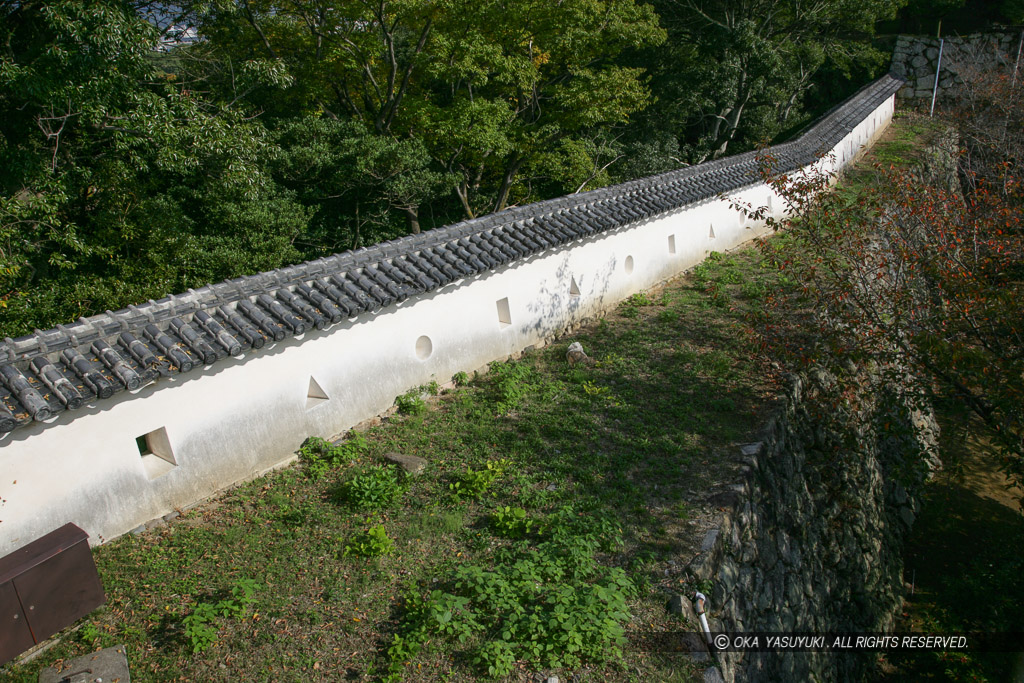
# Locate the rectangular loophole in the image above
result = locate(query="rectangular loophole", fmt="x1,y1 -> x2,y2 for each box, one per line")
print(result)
668,235 -> 676,254
496,297 -> 512,328
137,427 -> 176,479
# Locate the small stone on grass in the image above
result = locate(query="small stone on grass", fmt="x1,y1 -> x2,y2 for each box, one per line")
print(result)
383,452 -> 427,474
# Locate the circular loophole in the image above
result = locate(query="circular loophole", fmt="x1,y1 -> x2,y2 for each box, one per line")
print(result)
624,255 -> 634,275
415,335 -> 433,360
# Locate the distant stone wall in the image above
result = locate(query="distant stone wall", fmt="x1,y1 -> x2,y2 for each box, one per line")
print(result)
691,371 -> 938,682
891,31 -> 1023,107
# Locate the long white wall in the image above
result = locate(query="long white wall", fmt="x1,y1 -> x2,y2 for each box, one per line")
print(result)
0,94 -> 895,555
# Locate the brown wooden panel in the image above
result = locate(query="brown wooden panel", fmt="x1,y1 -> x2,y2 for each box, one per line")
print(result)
0,580 -> 34,664
13,538 -> 104,643
0,523 -> 86,586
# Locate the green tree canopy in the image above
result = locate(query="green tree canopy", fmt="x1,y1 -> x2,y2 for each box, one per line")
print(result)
645,0 -> 904,161
185,0 -> 664,218
0,0 -> 306,334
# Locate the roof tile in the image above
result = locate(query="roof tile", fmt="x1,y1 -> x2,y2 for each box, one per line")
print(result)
0,74 -> 905,435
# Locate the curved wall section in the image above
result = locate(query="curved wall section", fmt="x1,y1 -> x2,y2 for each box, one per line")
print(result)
0,76 -> 900,554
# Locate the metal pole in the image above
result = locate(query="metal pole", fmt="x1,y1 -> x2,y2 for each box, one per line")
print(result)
1012,30 -> 1023,91
930,38 -> 945,117
1003,32 -> 1022,150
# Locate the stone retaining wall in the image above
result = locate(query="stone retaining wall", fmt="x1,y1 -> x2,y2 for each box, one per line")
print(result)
691,372 -> 938,681
891,31 -> 1023,107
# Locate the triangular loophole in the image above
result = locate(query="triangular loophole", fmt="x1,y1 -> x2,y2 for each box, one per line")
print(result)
569,277 -> 581,298
709,224 -> 716,239
306,376 -> 329,409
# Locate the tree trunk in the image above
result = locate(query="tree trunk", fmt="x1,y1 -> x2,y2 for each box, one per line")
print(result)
455,182 -> 475,219
711,91 -> 749,159
493,155 -> 523,213
403,206 -> 421,234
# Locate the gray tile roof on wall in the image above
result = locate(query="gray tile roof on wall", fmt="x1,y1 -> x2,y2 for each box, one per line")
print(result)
0,74 -> 905,436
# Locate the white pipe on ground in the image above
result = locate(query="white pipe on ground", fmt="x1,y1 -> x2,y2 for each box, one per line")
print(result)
694,591 -> 713,646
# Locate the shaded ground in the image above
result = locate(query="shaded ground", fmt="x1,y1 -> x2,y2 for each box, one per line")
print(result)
878,405 -> 1024,682
857,113 -> 1024,683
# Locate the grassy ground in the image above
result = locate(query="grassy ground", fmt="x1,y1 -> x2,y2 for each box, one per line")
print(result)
1,247 -> 780,682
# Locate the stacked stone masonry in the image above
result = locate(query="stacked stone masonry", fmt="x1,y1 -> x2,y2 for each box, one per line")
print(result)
891,31 -> 1023,106
691,374 -> 938,682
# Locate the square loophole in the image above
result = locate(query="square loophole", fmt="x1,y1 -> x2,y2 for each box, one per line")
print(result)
496,298 -> 512,328
136,427 -> 176,480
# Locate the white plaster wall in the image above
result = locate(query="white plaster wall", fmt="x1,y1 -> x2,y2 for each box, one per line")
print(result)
0,95 -> 895,555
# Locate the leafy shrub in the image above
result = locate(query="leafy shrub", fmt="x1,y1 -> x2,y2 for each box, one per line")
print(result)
702,280 -> 729,307
490,506 -> 536,539
395,388 -> 427,415
472,640 -> 516,677
594,352 -> 625,370
657,309 -> 680,323
298,432 -> 367,479
691,258 -> 713,282
77,622 -> 102,645
182,603 -> 220,654
343,524 -> 394,557
402,588 -> 482,643
384,633 -> 422,682
545,505 -> 624,553
395,514 -> 634,671
619,292 -> 654,318
452,370 -> 469,386
181,578 -> 259,653
217,578 -> 259,617
339,466 -> 405,510
582,380 -> 609,397
489,360 -> 542,413
740,279 -> 768,300
449,459 -> 507,500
